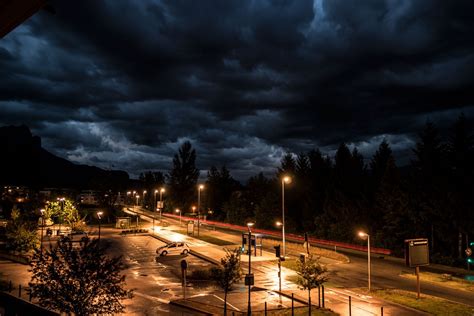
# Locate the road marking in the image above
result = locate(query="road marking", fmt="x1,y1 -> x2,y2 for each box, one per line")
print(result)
212,294 -> 241,311
133,291 -> 170,304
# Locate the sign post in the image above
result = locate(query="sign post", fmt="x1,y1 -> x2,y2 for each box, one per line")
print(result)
181,259 -> 188,300
405,238 -> 429,299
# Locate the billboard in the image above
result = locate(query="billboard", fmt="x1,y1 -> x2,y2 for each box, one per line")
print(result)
405,238 -> 429,267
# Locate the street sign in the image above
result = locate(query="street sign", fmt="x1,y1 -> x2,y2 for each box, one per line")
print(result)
244,273 -> 254,286
405,238 -> 429,267
466,248 -> 472,257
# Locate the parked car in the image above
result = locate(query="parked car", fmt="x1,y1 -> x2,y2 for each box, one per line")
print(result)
156,242 -> 189,256
63,231 -> 89,242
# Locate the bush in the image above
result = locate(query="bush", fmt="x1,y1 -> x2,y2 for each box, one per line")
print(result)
188,268 -> 214,280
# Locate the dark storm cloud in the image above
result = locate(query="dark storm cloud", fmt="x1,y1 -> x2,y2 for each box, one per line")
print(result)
1,0 -> 473,180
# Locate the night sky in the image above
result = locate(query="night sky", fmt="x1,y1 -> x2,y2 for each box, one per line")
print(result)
1,0 -> 474,181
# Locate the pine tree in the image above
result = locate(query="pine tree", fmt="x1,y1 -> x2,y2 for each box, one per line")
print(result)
168,141 -> 200,211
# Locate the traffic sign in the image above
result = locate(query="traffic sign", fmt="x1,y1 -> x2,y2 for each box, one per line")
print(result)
181,259 -> 188,270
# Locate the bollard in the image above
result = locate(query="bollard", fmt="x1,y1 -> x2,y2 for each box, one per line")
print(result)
322,285 -> 325,308
318,285 -> 321,307
381,306 -> 384,316
265,301 -> 267,316
18,284 -> 22,297
291,293 -> 294,314
349,296 -> 352,316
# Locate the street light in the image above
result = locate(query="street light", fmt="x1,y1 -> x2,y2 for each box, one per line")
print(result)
197,184 -> 204,237
136,195 -> 139,207
281,176 -> 291,257
358,231 -> 371,291
40,209 -> 45,255
143,190 -> 147,207
159,188 -> 165,221
57,197 -> 65,236
176,208 -> 181,225
97,211 -> 103,240
246,222 -> 254,316
127,191 -> 131,205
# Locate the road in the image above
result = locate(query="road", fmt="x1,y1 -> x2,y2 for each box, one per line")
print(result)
151,210 -> 474,307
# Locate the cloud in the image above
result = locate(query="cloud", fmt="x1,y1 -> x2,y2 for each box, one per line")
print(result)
1,0 -> 473,181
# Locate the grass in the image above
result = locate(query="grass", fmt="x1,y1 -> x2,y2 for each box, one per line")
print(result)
251,307 -> 337,315
400,271 -> 474,292
263,238 -> 349,263
370,289 -> 474,316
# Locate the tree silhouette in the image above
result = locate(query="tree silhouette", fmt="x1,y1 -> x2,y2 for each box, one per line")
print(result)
29,238 -> 131,315
168,141 -> 200,211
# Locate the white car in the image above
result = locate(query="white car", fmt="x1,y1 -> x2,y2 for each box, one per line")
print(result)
156,242 -> 189,256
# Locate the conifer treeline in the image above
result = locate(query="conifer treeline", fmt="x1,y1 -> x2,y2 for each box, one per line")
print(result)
140,115 -> 473,262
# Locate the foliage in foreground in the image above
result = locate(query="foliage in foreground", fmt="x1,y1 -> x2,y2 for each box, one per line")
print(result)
211,248 -> 242,315
296,255 -> 329,315
5,206 -> 38,253
29,238 -> 132,315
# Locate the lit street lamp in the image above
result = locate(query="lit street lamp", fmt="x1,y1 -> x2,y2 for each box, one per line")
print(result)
136,195 -> 139,207
143,190 -> 147,207
126,191 -> 131,205
40,209 -> 45,255
175,208 -> 182,225
358,231 -> 371,291
197,184 -> 204,237
97,211 -> 103,240
281,176 -> 291,257
159,188 -> 165,221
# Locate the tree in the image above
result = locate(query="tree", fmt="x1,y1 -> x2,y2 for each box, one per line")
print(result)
205,166 -> 240,220
296,255 -> 328,315
5,206 -> 38,253
45,199 -> 82,230
211,248 -> 242,316
168,141 -> 200,211
29,238 -> 131,315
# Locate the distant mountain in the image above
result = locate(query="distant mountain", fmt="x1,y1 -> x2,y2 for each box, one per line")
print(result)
0,125 -> 129,189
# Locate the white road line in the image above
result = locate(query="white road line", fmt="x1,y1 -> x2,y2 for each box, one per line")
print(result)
133,291 -> 170,304
212,294 -> 241,311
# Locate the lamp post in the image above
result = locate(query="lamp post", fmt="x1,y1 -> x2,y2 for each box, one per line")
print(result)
57,197 -> 65,236
136,195 -> 139,207
276,221 -> 283,294
246,222 -> 254,315
197,185 -> 204,237
40,209 -> 45,255
176,208 -> 181,225
127,191 -> 131,205
143,190 -> 147,208
159,188 -> 165,221
281,176 -> 291,257
358,231 -> 371,291
97,211 -> 103,240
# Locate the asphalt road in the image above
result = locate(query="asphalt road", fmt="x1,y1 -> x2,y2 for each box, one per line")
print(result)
154,211 -> 474,307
